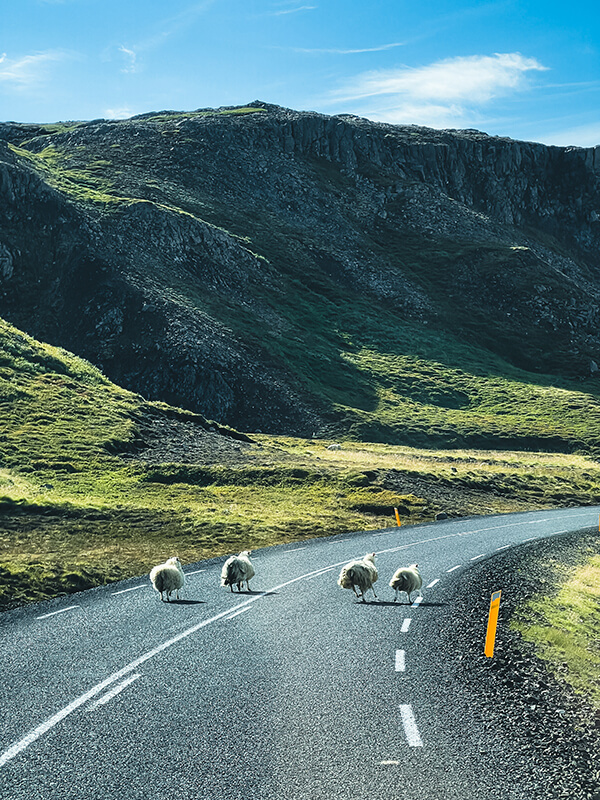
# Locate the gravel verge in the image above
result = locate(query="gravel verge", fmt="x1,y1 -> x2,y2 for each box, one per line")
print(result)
444,527 -> 600,799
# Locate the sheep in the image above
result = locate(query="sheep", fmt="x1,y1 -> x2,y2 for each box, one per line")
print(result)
338,553 -> 378,602
150,556 -> 185,602
221,550 -> 255,593
389,563 -> 422,604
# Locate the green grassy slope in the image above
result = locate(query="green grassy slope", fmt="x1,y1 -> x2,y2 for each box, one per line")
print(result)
3,316 -> 600,610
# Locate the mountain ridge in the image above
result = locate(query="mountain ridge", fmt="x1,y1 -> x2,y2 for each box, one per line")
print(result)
1,102 -> 600,448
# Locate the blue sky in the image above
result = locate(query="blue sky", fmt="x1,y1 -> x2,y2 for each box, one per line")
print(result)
1,0 -> 599,146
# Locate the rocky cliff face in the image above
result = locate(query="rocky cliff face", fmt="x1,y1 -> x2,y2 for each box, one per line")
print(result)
1,103 -> 599,438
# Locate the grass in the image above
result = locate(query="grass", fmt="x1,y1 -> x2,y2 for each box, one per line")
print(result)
134,107 -> 267,123
511,552 -> 600,708
7,143 -> 128,205
3,310 -> 600,610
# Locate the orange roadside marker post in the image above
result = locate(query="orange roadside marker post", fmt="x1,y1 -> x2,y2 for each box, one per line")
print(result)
394,507 -> 401,526
485,590 -> 502,658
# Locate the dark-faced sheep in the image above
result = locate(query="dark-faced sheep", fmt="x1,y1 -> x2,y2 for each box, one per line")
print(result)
338,553 -> 378,602
389,563 -> 422,603
150,556 -> 185,602
221,550 -> 255,592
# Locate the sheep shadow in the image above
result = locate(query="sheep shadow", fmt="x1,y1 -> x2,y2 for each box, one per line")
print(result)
165,599 -> 205,605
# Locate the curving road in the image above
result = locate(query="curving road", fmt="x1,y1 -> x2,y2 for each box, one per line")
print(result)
0,506 -> 598,800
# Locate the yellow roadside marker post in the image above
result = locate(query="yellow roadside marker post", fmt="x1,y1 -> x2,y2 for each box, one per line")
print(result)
485,590 -> 502,658
394,507 -> 401,526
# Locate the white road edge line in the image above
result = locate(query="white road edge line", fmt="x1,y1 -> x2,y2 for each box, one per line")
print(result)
426,579 -> 440,588
400,704 -> 423,747
36,606 -> 80,620
286,547 -> 307,553
112,586 -> 145,596
401,618 -> 411,633
225,607 -> 252,621
185,569 -> 205,576
495,544 -> 511,551
446,564 -> 461,573
395,650 -> 406,672
91,674 -> 141,709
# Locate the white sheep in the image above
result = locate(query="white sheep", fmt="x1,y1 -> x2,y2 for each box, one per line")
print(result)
221,550 -> 255,593
149,556 -> 185,602
338,553 -> 378,602
389,563 -> 422,604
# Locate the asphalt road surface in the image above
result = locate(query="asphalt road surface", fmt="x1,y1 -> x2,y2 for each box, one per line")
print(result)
1,506 -> 598,800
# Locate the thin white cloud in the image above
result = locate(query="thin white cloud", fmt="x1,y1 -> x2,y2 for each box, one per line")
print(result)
367,102 -> 471,130
0,51 -> 68,89
112,0 -> 214,73
328,53 -> 548,130
334,53 -> 548,104
289,42 -> 404,55
119,46 -> 137,74
271,5 -> 317,15
105,106 -> 136,120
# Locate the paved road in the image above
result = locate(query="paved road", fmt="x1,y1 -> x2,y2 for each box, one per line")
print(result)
0,506 -> 598,800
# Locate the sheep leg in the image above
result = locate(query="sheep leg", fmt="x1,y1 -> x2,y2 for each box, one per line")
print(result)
393,589 -> 398,603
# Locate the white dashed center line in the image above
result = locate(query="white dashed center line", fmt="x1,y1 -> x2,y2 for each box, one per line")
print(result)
426,579 -> 439,588
495,544 -> 511,551
446,564 -> 461,573
401,618 -> 411,633
470,554 -> 486,560
410,596 -> 423,608
400,705 -> 423,747
395,650 -> 406,672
